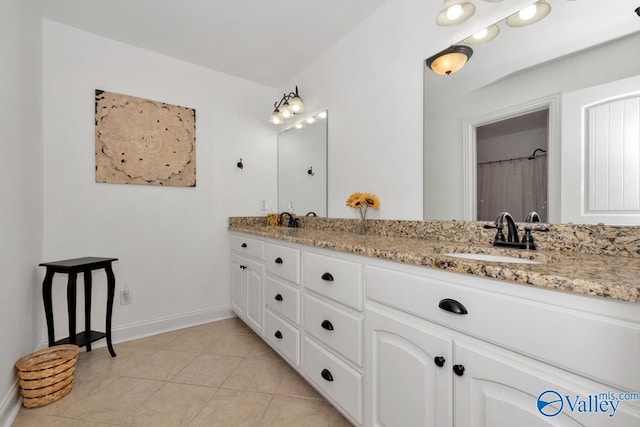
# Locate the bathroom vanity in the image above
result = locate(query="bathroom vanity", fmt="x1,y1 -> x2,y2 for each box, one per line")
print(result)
229,219 -> 640,426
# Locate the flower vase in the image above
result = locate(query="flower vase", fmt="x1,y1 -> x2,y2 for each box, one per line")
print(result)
359,218 -> 367,235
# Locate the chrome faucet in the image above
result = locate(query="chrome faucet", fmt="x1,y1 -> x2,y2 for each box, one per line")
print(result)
496,212 -> 519,243
483,211 -> 549,250
279,212 -> 299,228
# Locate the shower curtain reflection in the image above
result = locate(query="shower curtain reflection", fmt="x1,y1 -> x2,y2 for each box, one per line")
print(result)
477,155 -> 548,222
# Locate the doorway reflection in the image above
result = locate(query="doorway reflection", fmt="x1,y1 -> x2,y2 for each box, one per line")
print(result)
476,109 -> 549,222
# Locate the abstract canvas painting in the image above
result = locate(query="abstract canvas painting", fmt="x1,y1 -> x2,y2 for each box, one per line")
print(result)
95,90 -> 196,187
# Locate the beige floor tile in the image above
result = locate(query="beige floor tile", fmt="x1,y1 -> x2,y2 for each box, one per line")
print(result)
161,326 -> 228,353
245,336 -> 282,360
222,358 -> 287,394
12,412 -> 114,426
122,382 -> 216,427
203,332 -> 263,357
23,375 -> 163,424
212,317 -> 255,335
188,388 -> 272,427
114,349 -> 198,381
126,328 -> 190,349
260,395 -> 351,427
276,364 -> 323,400
171,353 -> 242,387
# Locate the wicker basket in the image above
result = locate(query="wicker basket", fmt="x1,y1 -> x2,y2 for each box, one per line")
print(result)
15,345 -> 80,408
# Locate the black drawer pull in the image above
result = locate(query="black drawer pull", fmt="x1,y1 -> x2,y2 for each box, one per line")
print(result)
274,294 -> 283,301
241,243 -> 247,248
275,257 -> 283,264
321,368 -> 334,382
453,364 -> 465,376
434,356 -> 446,367
321,272 -> 334,282
438,298 -> 468,315
321,320 -> 334,331
274,330 -> 283,339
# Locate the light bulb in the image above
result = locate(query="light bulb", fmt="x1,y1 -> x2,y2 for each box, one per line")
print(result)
519,4 -> 537,21
318,111 -> 327,119
473,29 -> 488,40
280,104 -> 292,119
306,117 -> 316,124
446,4 -> 463,20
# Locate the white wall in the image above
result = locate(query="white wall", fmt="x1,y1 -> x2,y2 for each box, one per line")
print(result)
0,1 -> 44,424
42,20 -> 277,341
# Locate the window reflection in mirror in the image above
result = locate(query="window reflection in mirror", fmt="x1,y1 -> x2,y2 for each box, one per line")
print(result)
277,111 -> 328,217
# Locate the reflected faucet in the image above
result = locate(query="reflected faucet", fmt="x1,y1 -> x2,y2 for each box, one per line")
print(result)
279,212 -> 299,228
305,212 -> 317,217
524,211 -> 541,223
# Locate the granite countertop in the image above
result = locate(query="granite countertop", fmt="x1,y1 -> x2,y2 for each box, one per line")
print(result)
229,223 -> 640,304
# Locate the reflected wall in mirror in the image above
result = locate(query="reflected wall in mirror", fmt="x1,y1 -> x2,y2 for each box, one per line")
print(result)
424,1 -> 640,225
277,111 -> 328,216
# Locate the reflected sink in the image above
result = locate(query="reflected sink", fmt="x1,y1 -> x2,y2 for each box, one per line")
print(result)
444,253 -> 540,264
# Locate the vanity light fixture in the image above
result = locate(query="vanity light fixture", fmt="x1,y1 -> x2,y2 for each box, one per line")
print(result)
426,45 -> 473,76
464,24 -> 500,45
506,0 -> 551,27
269,86 -> 305,125
436,0 -> 476,26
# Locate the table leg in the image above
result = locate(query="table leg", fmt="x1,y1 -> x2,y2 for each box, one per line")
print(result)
105,263 -> 117,357
42,269 -> 55,346
67,272 -> 77,345
84,270 -> 92,352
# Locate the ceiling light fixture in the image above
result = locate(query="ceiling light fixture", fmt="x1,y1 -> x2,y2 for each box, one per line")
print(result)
425,45 -> 473,76
269,86 -> 305,125
463,24 -> 500,45
506,0 -> 551,27
436,0 -> 476,26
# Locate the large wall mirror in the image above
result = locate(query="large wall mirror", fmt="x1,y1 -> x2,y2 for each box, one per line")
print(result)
278,111 -> 328,216
424,1 -> 640,225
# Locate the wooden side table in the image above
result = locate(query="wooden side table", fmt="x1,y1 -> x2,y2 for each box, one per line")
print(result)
39,257 -> 118,357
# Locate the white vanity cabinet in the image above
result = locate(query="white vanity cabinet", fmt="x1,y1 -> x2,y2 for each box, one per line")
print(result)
365,263 -> 640,427
229,231 -> 640,427
230,235 -> 266,336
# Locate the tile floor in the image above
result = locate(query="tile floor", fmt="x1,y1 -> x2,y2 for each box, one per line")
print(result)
12,317 -> 353,426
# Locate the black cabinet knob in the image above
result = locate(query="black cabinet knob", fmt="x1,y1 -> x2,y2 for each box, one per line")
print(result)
434,356 -> 446,367
241,243 -> 247,248
239,265 -> 247,270
321,272 -> 334,282
453,364 -> 465,376
321,320 -> 334,331
275,257 -> 283,264
274,294 -> 283,301
321,368 -> 334,382
274,330 -> 283,339
438,298 -> 468,315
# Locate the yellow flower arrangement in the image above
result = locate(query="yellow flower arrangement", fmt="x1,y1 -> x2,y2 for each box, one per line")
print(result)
346,192 -> 380,234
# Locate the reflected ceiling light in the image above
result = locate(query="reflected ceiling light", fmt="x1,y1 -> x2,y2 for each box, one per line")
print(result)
425,45 -> 473,76
506,0 -> 551,27
464,24 -> 500,45
318,111 -> 327,119
436,0 -> 475,26
269,86 -> 305,125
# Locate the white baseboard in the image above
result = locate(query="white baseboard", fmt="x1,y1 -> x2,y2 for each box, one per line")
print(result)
1,306 -> 235,426
0,382 -> 20,427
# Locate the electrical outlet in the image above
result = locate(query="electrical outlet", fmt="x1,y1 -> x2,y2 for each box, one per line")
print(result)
259,199 -> 268,211
120,284 -> 133,305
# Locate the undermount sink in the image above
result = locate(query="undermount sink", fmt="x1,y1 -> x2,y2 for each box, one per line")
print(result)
444,252 -> 541,265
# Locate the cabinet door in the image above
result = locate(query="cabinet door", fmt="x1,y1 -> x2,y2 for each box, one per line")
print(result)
230,254 -> 246,318
365,305 -> 453,427
454,339 -> 640,427
245,258 -> 265,335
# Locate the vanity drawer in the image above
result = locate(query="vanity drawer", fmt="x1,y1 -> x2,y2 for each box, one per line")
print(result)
303,251 -> 363,310
265,243 -> 300,284
365,264 -> 640,391
265,276 -> 300,325
302,337 -> 363,424
230,234 -> 265,260
265,309 -> 300,366
304,294 -> 362,366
